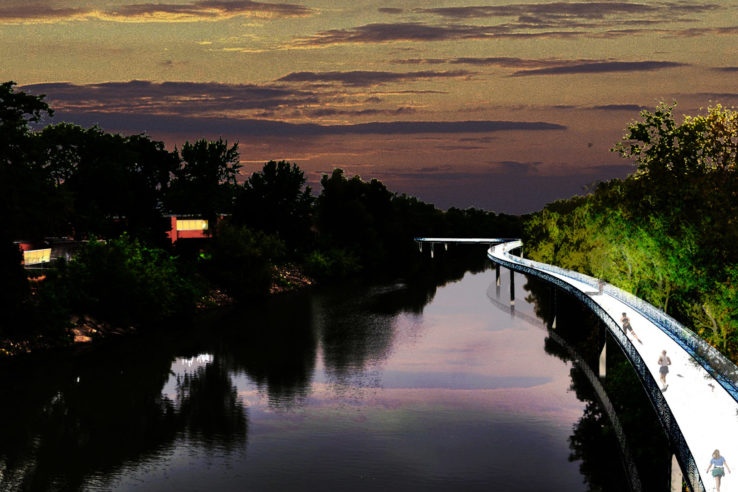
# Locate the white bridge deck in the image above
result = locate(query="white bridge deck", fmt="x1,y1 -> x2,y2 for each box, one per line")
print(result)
416,237 -> 738,492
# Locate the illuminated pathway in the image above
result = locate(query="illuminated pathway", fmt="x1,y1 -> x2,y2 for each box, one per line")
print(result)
415,238 -> 738,492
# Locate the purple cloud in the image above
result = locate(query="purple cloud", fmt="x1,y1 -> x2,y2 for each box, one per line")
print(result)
0,5 -> 90,20
109,0 -> 314,18
590,104 -> 647,111
512,61 -> 686,76
46,110 -> 567,137
293,22 -> 511,46
276,70 -> 473,87
21,80 -> 319,115
416,2 -> 718,20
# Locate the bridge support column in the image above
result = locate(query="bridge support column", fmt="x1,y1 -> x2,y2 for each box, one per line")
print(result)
551,288 -> 558,329
418,242 -> 422,253
670,454 -> 683,492
496,265 -> 500,286
430,243 -> 435,258
510,270 -> 515,306
444,243 -> 448,251
599,340 -> 606,378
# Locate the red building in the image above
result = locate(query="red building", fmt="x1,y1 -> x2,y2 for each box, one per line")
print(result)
166,216 -> 211,244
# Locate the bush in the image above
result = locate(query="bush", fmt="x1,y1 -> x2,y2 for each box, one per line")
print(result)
205,222 -> 285,300
304,248 -> 361,280
51,234 -> 200,326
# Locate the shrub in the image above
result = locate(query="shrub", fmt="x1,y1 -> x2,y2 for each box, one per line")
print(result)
52,234 -> 199,326
205,222 -> 285,300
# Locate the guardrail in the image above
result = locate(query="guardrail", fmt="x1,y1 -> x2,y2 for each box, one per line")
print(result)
489,240 -> 738,403
415,236 -> 738,491
485,240 -> 719,491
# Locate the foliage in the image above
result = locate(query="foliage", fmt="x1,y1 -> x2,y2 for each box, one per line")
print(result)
233,160 -> 314,252
304,248 -> 361,280
37,124 -> 179,242
49,234 -> 200,326
526,104 -> 738,359
167,138 -> 241,227
314,169 -> 523,276
204,222 -> 285,300
0,236 -> 32,338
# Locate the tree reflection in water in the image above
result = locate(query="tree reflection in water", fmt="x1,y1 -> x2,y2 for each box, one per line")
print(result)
0,329 -> 247,491
524,276 -> 672,492
0,251 -> 651,491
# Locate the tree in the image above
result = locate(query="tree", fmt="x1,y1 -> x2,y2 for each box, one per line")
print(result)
0,81 -> 53,164
167,139 -> 241,229
0,82 -> 62,239
205,222 -> 285,300
38,124 -> 179,242
233,160 -> 313,252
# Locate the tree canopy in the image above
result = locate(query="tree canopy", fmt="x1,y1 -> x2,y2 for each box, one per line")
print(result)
527,104 -> 738,357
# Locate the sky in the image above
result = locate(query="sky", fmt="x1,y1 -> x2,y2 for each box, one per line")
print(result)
3,0 -> 738,213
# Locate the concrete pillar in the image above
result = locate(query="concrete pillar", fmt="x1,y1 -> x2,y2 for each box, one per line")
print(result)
496,265 -> 501,286
599,340 -> 606,378
444,243 -> 448,251
510,270 -> 515,306
551,315 -> 557,330
418,242 -> 422,253
670,454 -> 683,492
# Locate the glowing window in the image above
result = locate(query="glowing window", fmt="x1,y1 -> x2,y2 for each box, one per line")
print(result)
23,248 -> 51,265
176,219 -> 208,231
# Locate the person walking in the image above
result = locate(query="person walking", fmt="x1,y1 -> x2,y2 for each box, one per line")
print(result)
657,350 -> 671,390
620,312 -> 643,344
707,449 -> 731,491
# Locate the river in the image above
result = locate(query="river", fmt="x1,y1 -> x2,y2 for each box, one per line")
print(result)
0,262 -> 664,491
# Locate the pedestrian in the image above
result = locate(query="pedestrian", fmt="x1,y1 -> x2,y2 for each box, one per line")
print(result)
707,449 -> 731,491
657,350 -> 671,390
620,312 -> 643,344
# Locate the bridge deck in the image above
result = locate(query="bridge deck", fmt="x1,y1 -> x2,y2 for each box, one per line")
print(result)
416,237 -> 738,491
485,242 -> 738,492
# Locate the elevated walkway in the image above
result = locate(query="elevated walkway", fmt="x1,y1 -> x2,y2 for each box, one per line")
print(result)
415,237 -> 738,492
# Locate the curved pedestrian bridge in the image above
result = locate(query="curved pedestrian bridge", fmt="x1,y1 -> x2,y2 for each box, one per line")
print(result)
415,237 -> 738,492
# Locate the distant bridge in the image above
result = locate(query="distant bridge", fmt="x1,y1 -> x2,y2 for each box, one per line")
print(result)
415,237 -> 738,492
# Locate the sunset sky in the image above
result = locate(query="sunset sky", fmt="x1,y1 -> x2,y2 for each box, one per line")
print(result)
3,0 -> 737,213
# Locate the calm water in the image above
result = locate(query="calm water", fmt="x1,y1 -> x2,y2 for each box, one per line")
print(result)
0,266 -> 638,491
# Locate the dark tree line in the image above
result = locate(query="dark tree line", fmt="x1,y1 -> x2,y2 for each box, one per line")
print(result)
0,81 -> 521,347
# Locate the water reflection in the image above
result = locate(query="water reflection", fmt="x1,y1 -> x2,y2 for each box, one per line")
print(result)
0,338 -> 248,490
0,256 -> 661,491
219,294 -> 317,408
523,277 -> 672,491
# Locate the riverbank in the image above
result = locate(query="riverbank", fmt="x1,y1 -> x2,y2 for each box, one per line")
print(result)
0,264 -> 314,360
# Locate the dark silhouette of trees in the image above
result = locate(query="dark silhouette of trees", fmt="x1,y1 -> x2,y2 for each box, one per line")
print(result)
0,82 -> 62,240
233,160 -> 314,252
167,138 -> 241,228
38,124 -> 179,242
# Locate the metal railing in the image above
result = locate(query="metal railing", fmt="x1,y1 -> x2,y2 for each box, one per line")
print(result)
489,240 -> 738,401
486,240 -> 711,491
